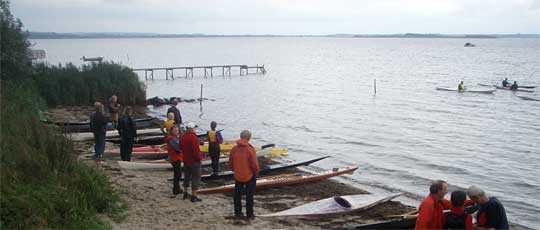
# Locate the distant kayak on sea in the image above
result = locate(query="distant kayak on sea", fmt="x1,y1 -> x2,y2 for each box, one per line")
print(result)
436,87 -> 495,94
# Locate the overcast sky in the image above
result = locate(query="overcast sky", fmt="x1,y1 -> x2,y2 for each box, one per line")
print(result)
11,0 -> 540,35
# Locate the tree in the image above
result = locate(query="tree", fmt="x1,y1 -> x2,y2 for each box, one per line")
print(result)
0,0 -> 32,80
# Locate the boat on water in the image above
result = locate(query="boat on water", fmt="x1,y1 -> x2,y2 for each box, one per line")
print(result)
478,83 -> 536,92
515,95 -> 540,101
493,85 -> 535,93
81,56 -> 103,62
260,193 -> 402,218
464,43 -> 476,47
435,87 -> 495,94
196,167 -> 358,195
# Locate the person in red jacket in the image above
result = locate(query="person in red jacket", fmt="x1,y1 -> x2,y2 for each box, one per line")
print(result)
416,180 -> 452,229
443,190 -> 473,230
229,130 -> 259,220
180,122 -> 203,202
165,125 -> 182,196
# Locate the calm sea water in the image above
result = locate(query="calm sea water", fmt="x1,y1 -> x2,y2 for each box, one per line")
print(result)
33,37 -> 540,229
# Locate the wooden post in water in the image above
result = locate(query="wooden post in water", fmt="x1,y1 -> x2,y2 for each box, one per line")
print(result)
374,79 -> 377,95
200,84 -> 203,102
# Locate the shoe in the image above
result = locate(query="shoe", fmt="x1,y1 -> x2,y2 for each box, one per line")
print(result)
183,192 -> 190,200
173,187 -> 181,195
247,215 -> 255,220
190,196 -> 202,202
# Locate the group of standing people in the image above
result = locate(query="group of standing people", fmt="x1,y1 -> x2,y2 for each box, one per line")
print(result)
90,94 -> 137,164
163,100 -> 259,217
416,180 -> 508,230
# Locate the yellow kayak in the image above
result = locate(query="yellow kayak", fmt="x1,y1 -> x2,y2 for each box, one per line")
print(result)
200,142 -> 288,156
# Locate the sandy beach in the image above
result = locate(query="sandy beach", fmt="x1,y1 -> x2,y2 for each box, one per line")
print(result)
50,106 -> 416,229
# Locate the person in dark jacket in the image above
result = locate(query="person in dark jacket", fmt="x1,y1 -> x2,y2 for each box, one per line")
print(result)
466,186 -> 509,230
510,81 -> 519,90
167,99 -> 182,128
444,190 -> 473,230
117,106 -> 137,161
207,121 -> 223,176
90,102 -> 108,164
165,125 -> 182,195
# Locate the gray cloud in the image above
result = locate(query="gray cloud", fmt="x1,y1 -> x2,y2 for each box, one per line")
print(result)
11,0 -> 540,34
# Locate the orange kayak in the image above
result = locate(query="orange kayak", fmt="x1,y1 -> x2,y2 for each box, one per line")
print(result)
197,167 -> 358,195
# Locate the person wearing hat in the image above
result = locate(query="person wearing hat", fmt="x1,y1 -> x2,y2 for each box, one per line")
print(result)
180,122 -> 202,202
167,99 -> 182,128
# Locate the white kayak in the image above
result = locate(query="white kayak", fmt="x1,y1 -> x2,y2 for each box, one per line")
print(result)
260,193 -> 402,218
117,147 -> 274,170
67,128 -> 163,141
436,87 -> 495,94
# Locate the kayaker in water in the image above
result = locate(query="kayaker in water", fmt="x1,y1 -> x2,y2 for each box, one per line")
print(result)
510,81 -> 518,90
229,130 -> 259,220
443,190 -> 473,230
458,81 -> 465,91
207,121 -> 223,176
180,122 -> 202,202
416,180 -> 451,229
502,78 -> 510,87
117,106 -> 137,162
165,125 -> 182,196
90,102 -> 108,165
466,186 -> 509,230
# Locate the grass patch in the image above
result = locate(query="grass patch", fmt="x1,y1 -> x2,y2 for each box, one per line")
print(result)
1,80 -> 126,229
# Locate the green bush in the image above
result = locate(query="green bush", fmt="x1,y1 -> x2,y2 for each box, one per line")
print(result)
32,62 -> 146,106
0,80 -> 125,229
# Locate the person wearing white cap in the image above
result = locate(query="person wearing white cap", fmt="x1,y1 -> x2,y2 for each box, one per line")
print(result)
180,122 -> 203,202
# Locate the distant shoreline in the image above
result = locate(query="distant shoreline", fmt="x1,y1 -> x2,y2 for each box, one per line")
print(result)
29,32 -> 539,39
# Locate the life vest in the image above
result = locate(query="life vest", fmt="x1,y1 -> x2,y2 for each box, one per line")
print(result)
208,130 -> 222,143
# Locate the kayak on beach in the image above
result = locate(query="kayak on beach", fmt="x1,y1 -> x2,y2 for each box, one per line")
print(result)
260,193 -> 402,218
116,147 -> 283,170
196,167 -> 358,195
105,132 -> 207,145
435,87 -> 495,94
198,156 -> 330,181
68,128 -> 164,141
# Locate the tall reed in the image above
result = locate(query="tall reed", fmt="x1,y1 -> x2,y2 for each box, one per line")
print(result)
32,62 -> 146,106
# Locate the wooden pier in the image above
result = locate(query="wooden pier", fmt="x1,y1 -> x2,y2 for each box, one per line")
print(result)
132,64 -> 266,80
